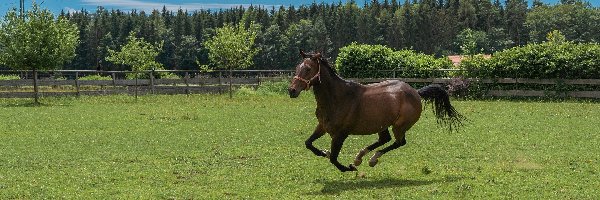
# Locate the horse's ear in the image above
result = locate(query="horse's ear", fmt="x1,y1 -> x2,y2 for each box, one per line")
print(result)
314,52 -> 322,60
300,50 -> 308,58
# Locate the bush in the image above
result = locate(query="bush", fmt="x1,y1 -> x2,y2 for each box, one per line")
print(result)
235,80 -> 289,96
256,81 -> 289,95
462,42 -> 600,79
79,74 -> 112,80
159,72 -> 180,79
336,43 -> 395,78
391,50 -> 452,78
235,86 -> 257,96
458,55 -> 493,78
336,43 -> 453,78
0,74 -> 20,80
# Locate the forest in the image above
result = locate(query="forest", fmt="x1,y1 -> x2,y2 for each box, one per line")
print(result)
14,0 -> 600,71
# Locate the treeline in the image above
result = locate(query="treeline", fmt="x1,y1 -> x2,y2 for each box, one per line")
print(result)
56,0 -> 598,71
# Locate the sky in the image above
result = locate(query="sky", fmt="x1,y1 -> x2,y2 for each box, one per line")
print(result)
1,0 -> 599,16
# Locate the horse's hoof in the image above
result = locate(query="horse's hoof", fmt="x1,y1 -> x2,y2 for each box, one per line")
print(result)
323,150 -> 331,158
353,148 -> 369,166
368,152 -> 383,167
349,164 -> 358,171
368,159 -> 378,167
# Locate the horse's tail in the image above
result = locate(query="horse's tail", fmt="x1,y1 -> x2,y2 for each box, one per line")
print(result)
418,84 -> 465,131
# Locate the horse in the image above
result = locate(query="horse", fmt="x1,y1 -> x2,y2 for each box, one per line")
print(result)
288,51 -> 465,172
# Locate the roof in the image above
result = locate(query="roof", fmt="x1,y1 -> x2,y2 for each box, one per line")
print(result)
448,55 -> 491,66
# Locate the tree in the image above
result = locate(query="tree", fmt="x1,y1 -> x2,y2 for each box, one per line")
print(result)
64,10 -> 91,70
415,0 -> 437,53
505,0 -> 528,46
286,20 -> 315,53
0,3 -> 79,104
106,31 -> 163,79
308,17 -> 334,56
400,0 -> 417,49
333,2 -> 359,51
177,35 -> 201,70
203,21 -> 259,98
455,28 -> 489,55
546,30 -> 567,43
458,0 -> 477,29
487,27 -> 513,52
526,3 -> 599,44
255,24 -> 290,70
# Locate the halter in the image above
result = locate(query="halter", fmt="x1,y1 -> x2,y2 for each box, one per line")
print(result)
293,58 -> 321,90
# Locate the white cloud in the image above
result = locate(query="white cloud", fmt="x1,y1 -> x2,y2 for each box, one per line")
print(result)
81,0 -> 281,12
64,7 -> 78,14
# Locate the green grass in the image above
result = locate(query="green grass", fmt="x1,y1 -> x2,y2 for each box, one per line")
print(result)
0,94 -> 599,199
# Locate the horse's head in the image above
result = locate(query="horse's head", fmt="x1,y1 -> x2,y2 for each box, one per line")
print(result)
288,50 -> 322,98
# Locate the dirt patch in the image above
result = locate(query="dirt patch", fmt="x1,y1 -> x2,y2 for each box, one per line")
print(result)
512,155 -> 543,170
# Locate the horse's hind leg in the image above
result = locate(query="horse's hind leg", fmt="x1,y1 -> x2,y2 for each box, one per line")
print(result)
354,129 -> 391,166
368,125 -> 411,167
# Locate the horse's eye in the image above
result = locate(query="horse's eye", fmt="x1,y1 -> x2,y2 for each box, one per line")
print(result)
304,67 -> 311,71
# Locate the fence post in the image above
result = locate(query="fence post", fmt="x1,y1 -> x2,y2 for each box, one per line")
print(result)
218,71 -> 222,85
218,71 -> 223,94
33,69 -> 39,104
75,71 -> 80,97
112,73 -> 116,88
135,72 -> 138,100
184,72 -> 190,95
257,72 -> 262,87
150,70 -> 155,95
198,72 -> 203,87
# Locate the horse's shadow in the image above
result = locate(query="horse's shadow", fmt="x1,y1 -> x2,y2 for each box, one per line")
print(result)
311,176 -> 461,195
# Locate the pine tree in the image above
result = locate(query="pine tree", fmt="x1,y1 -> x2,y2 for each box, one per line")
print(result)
505,0 -> 528,46
458,0 -> 477,29
255,24 -> 290,69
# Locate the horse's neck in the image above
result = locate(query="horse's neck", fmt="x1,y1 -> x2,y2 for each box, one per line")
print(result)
313,70 -> 347,109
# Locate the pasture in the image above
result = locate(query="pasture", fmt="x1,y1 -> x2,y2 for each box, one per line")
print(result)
0,94 -> 599,199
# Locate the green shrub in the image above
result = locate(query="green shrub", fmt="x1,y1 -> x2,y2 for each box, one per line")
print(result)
463,42 -> 600,79
79,74 -> 113,80
235,86 -> 257,96
391,50 -> 452,78
459,55 -> 493,78
235,81 -> 289,96
0,74 -> 20,80
158,72 -> 180,79
256,81 -> 289,95
336,43 -> 395,78
336,43 -> 453,78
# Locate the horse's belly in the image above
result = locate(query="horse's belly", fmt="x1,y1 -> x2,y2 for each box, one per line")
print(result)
348,126 -> 390,135
349,94 -> 402,135
348,111 -> 398,135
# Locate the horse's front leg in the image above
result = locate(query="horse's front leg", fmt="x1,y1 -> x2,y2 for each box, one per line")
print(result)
305,124 -> 329,158
329,134 -> 358,172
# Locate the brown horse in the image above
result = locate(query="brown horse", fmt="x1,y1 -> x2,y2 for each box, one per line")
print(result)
288,51 -> 465,172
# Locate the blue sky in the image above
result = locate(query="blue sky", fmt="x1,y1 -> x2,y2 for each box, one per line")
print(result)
1,0 -> 599,16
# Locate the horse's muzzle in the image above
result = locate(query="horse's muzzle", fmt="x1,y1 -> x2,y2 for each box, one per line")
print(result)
288,88 -> 300,98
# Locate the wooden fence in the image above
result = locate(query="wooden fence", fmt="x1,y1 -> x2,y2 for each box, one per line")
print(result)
1,70 -> 599,98
0,70 -> 295,98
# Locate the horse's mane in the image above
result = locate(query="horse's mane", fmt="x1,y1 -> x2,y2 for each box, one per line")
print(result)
304,52 -> 342,81
309,53 -> 364,88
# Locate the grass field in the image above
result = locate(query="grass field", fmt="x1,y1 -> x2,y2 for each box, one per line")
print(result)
0,94 -> 599,199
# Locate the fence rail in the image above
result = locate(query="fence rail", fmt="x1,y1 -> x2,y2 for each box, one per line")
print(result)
1,70 -> 599,98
